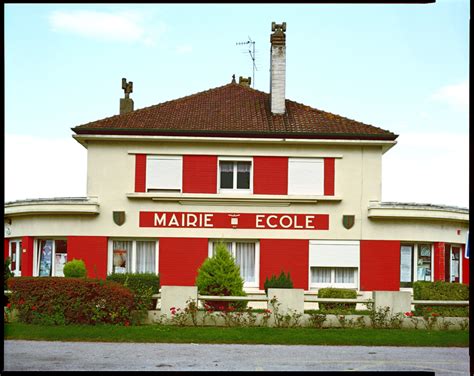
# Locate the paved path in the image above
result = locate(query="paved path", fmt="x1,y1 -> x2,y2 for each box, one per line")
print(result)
3,340 -> 470,374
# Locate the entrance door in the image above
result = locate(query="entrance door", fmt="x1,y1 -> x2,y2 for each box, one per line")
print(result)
9,239 -> 22,277
450,246 -> 461,283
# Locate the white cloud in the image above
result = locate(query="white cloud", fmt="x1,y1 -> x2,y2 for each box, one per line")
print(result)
176,45 -> 193,54
382,132 -> 469,208
5,134 -> 87,202
431,80 -> 469,112
49,10 -> 162,45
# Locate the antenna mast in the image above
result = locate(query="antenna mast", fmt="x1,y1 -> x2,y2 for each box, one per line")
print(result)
236,36 -> 257,88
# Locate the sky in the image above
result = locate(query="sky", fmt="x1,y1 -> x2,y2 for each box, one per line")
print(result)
4,2 -> 469,208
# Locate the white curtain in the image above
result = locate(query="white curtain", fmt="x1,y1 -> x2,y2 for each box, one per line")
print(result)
113,241 -> 133,273
220,161 -> 234,172
335,268 -> 355,283
235,242 -> 255,283
237,162 -> 251,173
312,267 -> 331,283
136,241 -> 156,273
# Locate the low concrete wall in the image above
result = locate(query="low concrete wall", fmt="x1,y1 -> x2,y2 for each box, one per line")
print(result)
267,288 -> 304,315
160,286 -> 198,320
373,291 -> 411,314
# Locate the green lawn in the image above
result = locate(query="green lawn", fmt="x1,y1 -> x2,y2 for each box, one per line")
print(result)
4,323 -> 469,347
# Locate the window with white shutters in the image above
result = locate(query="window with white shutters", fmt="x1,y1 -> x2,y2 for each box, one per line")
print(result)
288,158 -> 324,195
146,156 -> 182,192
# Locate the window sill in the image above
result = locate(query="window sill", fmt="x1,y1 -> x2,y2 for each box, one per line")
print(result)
127,192 -> 342,206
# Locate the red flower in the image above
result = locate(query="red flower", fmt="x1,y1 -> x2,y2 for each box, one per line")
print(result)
31,306 -> 37,311
170,307 -> 176,311
18,299 -> 24,305
264,309 -> 272,314
124,321 -> 130,326
229,306 -> 235,312
6,303 -> 11,309
426,307 -> 432,311
404,312 -> 414,317
431,313 -> 440,317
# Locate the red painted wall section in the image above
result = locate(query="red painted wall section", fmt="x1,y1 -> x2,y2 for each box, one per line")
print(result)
324,158 -> 335,196
433,242 -> 446,281
260,239 -> 309,290
182,155 -> 217,194
253,157 -> 288,195
67,236 -> 108,279
159,238 -> 208,286
462,244 -> 469,285
4,238 -> 9,261
21,236 -> 34,277
135,154 -> 147,193
360,240 -> 400,291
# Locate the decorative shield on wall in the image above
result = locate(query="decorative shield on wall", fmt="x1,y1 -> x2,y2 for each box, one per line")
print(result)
342,215 -> 355,229
113,211 -> 126,226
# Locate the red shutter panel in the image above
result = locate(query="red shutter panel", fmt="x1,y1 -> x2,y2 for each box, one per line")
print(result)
4,238 -> 9,261
182,155 -> 217,193
253,157 -> 288,195
462,244 -> 469,285
324,158 -> 335,196
135,154 -> 147,193
67,236 -> 109,279
433,242 -> 446,281
360,240 -> 400,291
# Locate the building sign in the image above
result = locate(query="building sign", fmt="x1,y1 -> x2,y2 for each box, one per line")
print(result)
139,211 -> 329,230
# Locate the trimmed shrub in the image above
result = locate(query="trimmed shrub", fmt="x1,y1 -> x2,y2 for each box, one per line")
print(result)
195,241 -> 246,310
8,277 -> 134,325
264,271 -> 294,294
413,281 -> 469,317
63,259 -> 87,278
317,288 -> 357,313
4,257 -> 14,290
106,273 -> 160,310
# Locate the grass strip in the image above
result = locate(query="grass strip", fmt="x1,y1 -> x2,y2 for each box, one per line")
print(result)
4,323 -> 469,347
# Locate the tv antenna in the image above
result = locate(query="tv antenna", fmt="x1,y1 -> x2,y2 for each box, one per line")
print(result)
236,36 -> 257,88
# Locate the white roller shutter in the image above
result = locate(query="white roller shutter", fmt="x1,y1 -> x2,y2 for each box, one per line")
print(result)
288,158 -> 324,195
309,240 -> 360,267
146,156 -> 182,191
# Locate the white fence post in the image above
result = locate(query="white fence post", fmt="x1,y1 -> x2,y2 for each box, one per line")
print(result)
267,288 -> 304,320
373,291 -> 411,315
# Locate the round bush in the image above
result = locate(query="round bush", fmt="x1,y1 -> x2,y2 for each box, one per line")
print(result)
63,259 -> 87,278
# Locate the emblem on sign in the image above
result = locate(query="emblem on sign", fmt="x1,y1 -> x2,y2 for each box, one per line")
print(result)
342,215 -> 355,229
113,211 -> 126,226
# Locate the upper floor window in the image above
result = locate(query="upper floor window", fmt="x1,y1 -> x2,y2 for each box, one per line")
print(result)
288,158 -> 324,195
146,155 -> 182,192
34,239 -> 68,277
218,158 -> 252,193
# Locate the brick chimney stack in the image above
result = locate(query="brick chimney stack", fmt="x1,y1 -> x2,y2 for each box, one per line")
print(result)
239,76 -> 252,87
120,78 -> 134,115
270,22 -> 286,115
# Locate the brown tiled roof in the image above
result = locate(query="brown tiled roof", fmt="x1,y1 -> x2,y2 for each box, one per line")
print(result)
72,82 -> 398,140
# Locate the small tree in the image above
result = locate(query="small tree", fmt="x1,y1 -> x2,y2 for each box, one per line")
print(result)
195,242 -> 246,310
264,271 -> 294,294
4,257 -> 14,290
63,259 -> 87,278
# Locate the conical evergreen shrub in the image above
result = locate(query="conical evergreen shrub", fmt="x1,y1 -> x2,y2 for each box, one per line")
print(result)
195,241 -> 246,310
264,271 -> 294,294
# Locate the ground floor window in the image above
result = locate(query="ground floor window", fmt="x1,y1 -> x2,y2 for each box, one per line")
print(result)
400,243 -> 433,286
9,239 -> 22,277
310,267 -> 358,288
308,240 -> 360,290
209,240 -> 259,288
34,239 -> 68,277
109,239 -> 158,274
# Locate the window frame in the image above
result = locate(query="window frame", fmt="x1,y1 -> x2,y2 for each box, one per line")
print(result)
146,155 -> 183,193
33,238 -> 68,277
107,238 -> 159,275
217,156 -> 253,194
208,239 -> 259,288
309,266 -> 358,289
9,238 -> 22,277
449,244 -> 463,283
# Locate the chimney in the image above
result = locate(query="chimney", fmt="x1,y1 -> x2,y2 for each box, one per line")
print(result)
270,22 -> 286,115
120,78 -> 134,115
239,76 -> 251,87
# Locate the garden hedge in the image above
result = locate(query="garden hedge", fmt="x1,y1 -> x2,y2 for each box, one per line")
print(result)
7,277 -> 135,325
413,281 -> 469,317
264,271 -> 294,294
317,288 -> 357,312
